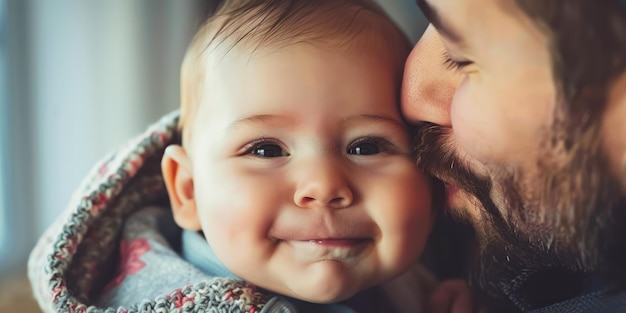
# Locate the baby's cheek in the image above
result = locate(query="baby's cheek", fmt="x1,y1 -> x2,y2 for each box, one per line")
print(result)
201,205 -> 246,243
370,169 -> 432,262
399,171 -> 435,251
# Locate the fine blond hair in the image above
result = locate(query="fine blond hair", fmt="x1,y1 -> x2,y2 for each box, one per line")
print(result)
179,0 -> 412,145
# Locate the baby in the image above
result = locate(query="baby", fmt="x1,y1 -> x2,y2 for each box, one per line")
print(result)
27,0 -> 471,312
161,0 -> 434,311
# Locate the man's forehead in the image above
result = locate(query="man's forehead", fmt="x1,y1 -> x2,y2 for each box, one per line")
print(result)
416,0 -> 463,43
416,0 -> 528,44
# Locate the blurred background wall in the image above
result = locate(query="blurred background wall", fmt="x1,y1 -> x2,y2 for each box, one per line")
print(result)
0,0 -> 426,309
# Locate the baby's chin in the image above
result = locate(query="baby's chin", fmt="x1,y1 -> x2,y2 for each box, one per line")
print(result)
266,260 -> 382,304
279,281 -> 361,304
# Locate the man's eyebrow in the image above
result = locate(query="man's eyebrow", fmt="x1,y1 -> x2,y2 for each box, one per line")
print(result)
416,0 -> 462,43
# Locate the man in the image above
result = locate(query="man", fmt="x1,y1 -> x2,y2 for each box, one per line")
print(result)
402,0 -> 626,312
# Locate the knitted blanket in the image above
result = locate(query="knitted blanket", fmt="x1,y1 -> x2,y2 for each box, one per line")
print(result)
27,110 -> 432,313
28,111 -> 278,313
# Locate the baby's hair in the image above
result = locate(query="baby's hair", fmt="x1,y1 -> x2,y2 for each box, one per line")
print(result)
179,0 -> 412,145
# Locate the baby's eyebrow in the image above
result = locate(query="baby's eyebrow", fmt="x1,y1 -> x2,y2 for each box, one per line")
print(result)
343,114 -> 406,131
226,113 -> 405,132
226,114 -> 297,132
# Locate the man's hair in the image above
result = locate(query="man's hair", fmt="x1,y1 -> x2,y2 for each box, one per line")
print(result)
508,0 -> 626,286
513,0 -> 626,134
179,0 -> 412,145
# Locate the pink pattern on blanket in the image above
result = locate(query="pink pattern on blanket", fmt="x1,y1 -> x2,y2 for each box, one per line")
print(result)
102,238 -> 150,293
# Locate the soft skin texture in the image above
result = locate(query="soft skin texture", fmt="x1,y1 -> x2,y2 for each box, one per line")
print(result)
162,44 -> 433,303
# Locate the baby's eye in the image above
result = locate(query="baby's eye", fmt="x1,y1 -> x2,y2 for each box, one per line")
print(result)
249,143 -> 288,158
347,136 -> 397,156
347,142 -> 380,155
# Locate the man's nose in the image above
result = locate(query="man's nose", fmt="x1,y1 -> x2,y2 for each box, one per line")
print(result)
401,25 -> 461,127
293,159 -> 354,210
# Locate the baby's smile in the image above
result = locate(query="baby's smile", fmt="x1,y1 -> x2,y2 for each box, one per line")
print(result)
268,213 -> 378,263
287,238 -> 374,263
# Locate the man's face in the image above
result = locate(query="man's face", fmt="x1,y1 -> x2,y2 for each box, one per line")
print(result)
187,43 -> 433,303
402,0 -> 626,278
403,0 -> 556,226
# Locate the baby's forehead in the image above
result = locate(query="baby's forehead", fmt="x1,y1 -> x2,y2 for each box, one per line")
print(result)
191,14 -> 409,94
180,0 -> 411,146
218,2 -> 392,38
209,15 -> 401,57
210,30 -> 402,66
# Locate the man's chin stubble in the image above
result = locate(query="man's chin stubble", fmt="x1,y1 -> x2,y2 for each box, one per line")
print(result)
411,122 -> 626,297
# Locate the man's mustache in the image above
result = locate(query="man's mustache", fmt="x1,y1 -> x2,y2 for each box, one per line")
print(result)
410,122 -> 510,236
410,122 -> 488,197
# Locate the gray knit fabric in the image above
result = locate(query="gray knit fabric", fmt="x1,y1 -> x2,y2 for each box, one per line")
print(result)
28,110 -> 433,313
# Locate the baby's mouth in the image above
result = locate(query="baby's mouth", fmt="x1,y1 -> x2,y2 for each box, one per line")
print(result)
287,238 -> 373,263
304,238 -> 371,247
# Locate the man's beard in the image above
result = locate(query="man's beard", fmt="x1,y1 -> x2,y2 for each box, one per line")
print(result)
411,122 -> 626,302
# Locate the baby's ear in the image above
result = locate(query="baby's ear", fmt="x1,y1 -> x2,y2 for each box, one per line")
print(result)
161,145 -> 201,231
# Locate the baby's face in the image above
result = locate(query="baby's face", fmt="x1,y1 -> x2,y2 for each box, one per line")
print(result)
188,43 -> 433,303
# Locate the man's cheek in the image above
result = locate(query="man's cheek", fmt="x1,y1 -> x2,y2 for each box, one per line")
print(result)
602,73 -> 626,190
450,84 -> 495,163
